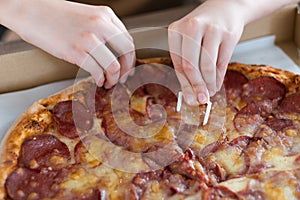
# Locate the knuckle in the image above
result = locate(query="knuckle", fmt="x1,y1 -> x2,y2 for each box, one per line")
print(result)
89,6 -> 114,23
192,83 -> 206,92
99,6 -> 113,14
183,61 -> 197,73
186,17 -> 201,27
201,65 -> 215,75
168,21 -> 180,31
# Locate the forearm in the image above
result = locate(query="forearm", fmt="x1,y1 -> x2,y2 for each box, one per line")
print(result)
0,0 -> 63,36
0,0 -> 21,28
237,0 -> 300,24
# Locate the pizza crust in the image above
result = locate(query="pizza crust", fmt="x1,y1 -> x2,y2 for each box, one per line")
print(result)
228,63 -> 300,94
0,77 -> 95,199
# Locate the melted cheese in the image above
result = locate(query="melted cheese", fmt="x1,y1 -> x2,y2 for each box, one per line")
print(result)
263,149 -> 300,171
212,145 -> 246,176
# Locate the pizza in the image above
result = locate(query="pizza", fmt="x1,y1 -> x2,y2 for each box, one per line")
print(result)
0,57 -> 300,200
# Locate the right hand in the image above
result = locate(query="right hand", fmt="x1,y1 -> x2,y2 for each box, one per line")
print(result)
4,0 -> 135,88
168,0 -> 245,105
168,0 -> 297,105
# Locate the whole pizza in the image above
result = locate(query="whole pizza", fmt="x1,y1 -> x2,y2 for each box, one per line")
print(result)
0,58 -> 300,200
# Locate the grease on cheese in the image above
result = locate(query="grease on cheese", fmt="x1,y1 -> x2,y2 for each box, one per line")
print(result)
212,145 -> 246,176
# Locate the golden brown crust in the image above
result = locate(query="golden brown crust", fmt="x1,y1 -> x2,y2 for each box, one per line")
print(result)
228,62 -> 300,94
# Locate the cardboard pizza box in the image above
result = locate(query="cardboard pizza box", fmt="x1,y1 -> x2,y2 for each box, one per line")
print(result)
0,3 -> 299,94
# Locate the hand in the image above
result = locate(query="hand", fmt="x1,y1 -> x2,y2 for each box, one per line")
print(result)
2,0 -> 135,88
168,0 -> 245,105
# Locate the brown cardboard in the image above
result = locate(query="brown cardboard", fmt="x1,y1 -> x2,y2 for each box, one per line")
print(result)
240,5 -> 300,67
0,4 -> 299,94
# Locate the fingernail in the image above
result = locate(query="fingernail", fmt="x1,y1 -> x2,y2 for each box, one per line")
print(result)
97,79 -> 104,87
104,83 -> 111,89
198,93 -> 207,104
186,94 -> 197,105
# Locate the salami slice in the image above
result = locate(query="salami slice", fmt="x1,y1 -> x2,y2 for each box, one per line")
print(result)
224,70 -> 248,99
242,77 -> 286,103
168,149 -> 208,183
5,168 -> 59,200
87,87 -> 111,115
53,100 -> 93,139
131,169 -> 194,198
279,92 -> 300,114
102,110 -> 159,152
19,134 -> 71,170
265,118 -> 293,132
234,101 -> 275,135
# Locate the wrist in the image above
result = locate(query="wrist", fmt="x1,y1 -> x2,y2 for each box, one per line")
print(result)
235,0 -> 299,24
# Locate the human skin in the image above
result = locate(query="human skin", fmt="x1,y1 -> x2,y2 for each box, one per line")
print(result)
0,0 -> 135,89
168,0 -> 300,105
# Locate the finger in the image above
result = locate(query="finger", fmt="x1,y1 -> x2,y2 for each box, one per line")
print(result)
104,7 -> 133,42
200,32 -> 221,96
118,51 -> 136,83
216,36 -> 238,91
98,24 -> 135,84
168,28 -> 197,105
80,53 -> 105,86
106,34 -> 135,83
110,16 -> 133,42
176,67 -> 198,106
181,34 -> 208,104
89,42 -> 120,88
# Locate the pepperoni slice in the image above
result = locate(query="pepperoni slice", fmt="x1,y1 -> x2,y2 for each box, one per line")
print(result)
265,118 -> 293,132
102,110 -> 158,152
242,77 -> 286,102
224,70 -> 248,99
19,134 -> 71,170
240,100 -> 275,116
88,87 -> 110,113
229,136 -> 251,148
234,101 -> 275,135
168,149 -> 208,183
279,92 -> 300,114
71,189 -> 103,200
195,141 -> 226,159
131,169 -> 193,198
53,100 -> 93,139
5,167 -> 59,200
